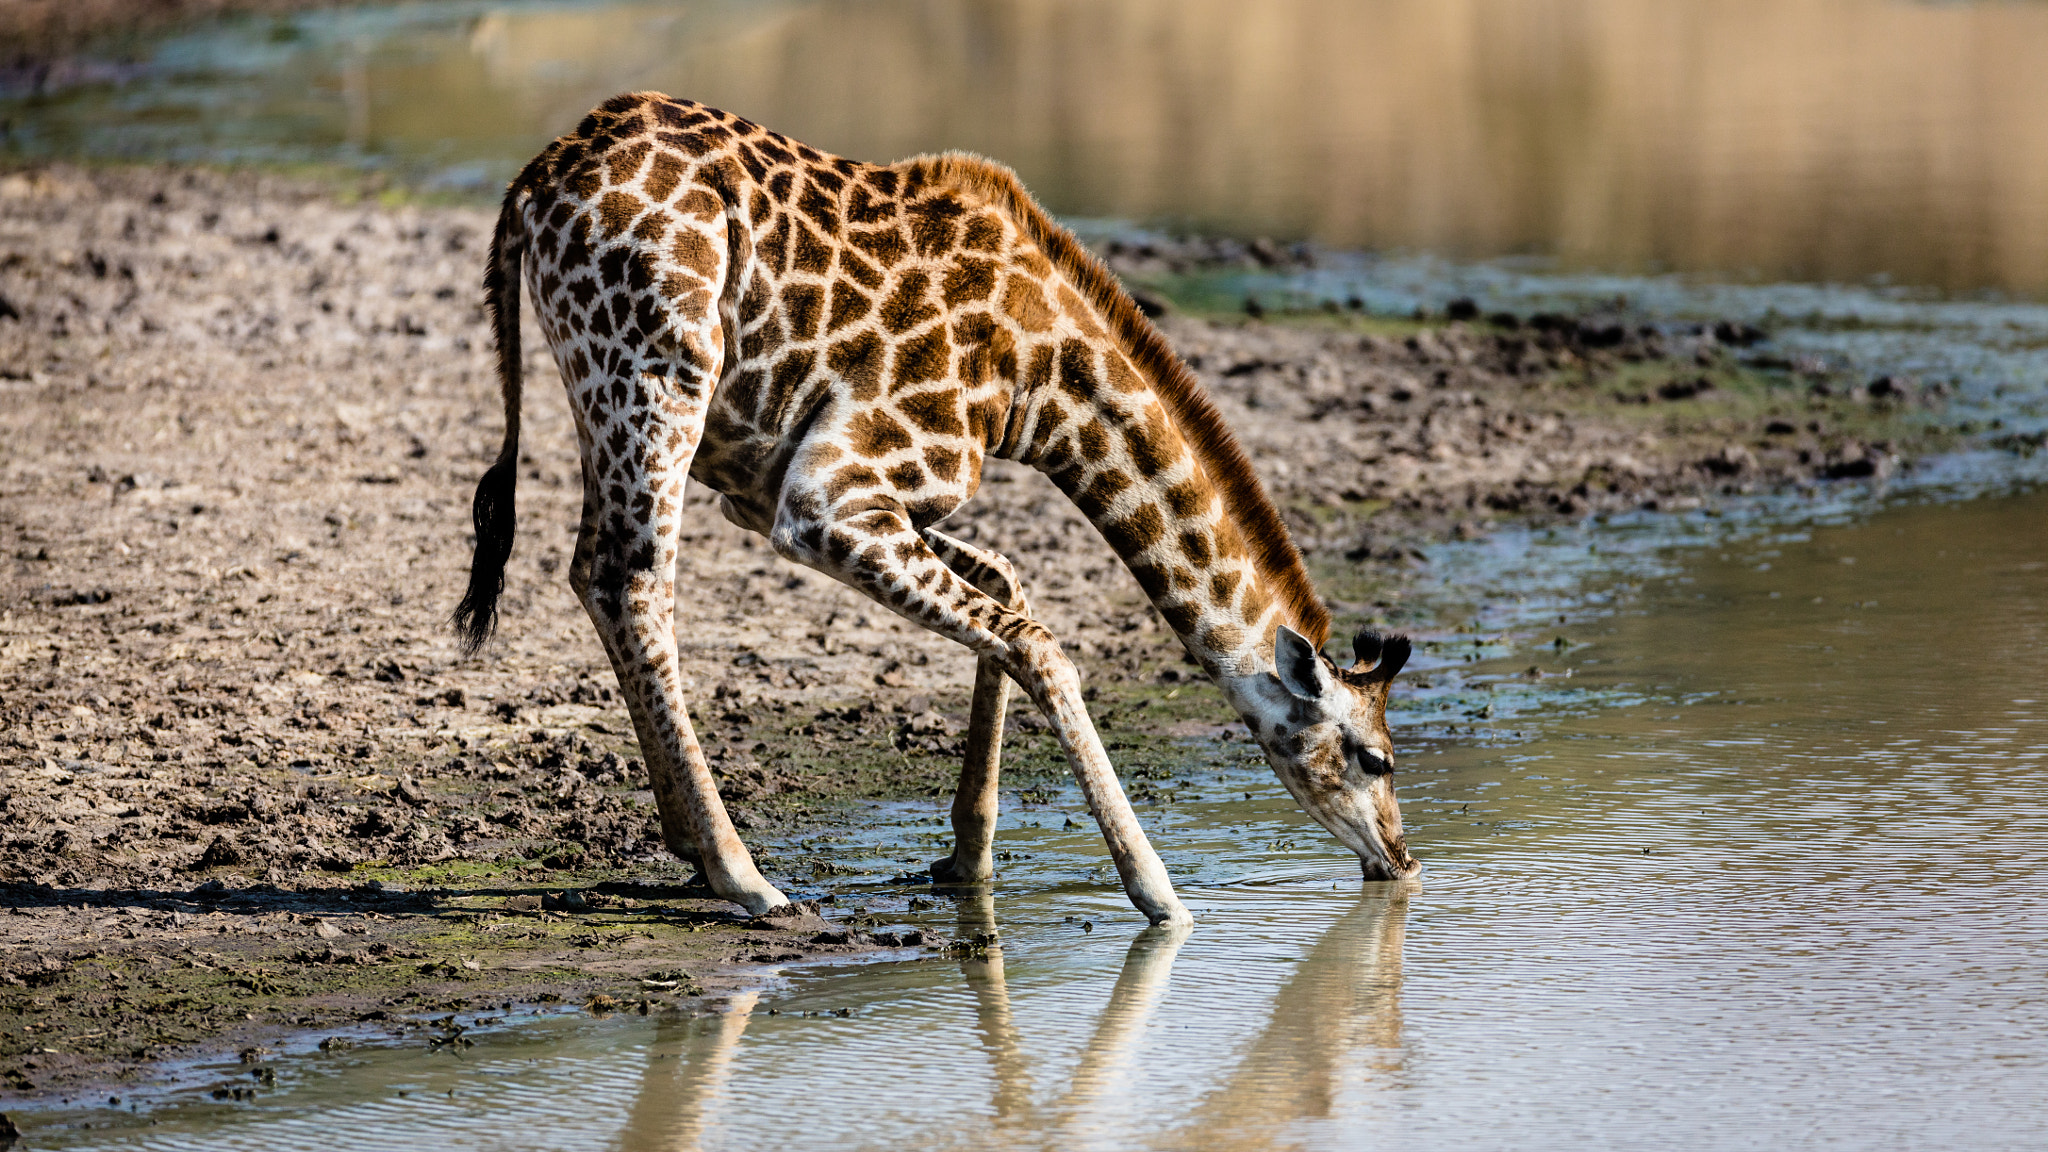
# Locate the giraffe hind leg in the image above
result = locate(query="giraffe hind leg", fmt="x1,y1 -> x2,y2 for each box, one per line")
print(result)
570,475 -> 702,871
570,394 -> 786,916
923,529 -> 1029,885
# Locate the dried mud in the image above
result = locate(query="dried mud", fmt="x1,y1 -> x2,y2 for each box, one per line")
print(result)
0,163 -> 1952,1096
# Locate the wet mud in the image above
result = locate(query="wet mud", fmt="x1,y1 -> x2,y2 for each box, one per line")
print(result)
0,163 -> 1957,1096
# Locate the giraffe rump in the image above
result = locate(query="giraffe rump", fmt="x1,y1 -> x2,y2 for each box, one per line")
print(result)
452,178 -> 530,655
906,152 -> 1332,648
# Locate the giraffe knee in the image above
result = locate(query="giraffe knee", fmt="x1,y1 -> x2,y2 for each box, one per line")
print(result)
996,618 -> 1070,682
973,552 -> 1023,610
924,530 -> 1024,610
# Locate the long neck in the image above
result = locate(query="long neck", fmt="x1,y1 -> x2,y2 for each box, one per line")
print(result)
1006,337 -> 1296,688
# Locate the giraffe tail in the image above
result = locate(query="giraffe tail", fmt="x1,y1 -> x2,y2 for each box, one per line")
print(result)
453,180 -> 528,655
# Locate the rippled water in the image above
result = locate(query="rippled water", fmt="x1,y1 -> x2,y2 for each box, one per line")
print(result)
10,0 -> 2048,295
22,485 -> 2046,1149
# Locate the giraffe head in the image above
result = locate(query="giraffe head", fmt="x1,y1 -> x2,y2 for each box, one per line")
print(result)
1254,626 -> 1418,881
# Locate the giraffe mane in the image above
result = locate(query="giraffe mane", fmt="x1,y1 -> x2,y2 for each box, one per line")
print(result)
897,151 -> 1332,648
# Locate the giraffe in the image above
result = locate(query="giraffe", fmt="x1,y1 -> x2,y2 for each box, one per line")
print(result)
453,92 -> 1416,927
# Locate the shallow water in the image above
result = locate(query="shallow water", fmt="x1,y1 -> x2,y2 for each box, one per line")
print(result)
22,484 -> 2046,1149
10,0 -> 2048,296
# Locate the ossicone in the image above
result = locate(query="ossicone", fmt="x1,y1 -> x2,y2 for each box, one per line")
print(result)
1349,629 -> 1411,684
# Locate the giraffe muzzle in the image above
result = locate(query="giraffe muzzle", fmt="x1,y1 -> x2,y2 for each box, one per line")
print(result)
1357,773 -> 1420,881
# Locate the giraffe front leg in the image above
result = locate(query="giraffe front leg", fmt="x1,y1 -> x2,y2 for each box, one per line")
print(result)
779,501 -> 1189,926
932,657 -> 1008,884
923,529 -> 1030,885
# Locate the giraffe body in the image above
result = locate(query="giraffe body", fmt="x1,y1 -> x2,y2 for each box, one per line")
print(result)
456,93 -> 1416,925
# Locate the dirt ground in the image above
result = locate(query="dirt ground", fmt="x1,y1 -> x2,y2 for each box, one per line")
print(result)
0,162 -> 1950,1097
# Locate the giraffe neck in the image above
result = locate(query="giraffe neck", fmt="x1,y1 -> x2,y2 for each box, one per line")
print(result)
1002,342 -> 1299,691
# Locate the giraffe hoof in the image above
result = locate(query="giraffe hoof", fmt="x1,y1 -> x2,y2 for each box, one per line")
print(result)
930,854 -> 993,885
1147,904 -> 1196,929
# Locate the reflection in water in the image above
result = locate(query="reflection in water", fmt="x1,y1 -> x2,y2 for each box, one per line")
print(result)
11,0 -> 2048,294
621,992 -> 760,1152
1168,892 -> 1408,1152
956,892 -> 1034,1125
1056,923 -> 1189,1135
609,891 -> 1397,1152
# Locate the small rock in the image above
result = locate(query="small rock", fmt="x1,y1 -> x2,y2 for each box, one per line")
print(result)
1822,442 -> 1889,480
541,890 -> 590,912
1712,320 -> 1768,347
1656,376 -> 1714,401
195,834 -> 244,870
902,711 -> 954,737
751,900 -> 833,935
1700,444 -> 1754,476
313,920 -> 345,940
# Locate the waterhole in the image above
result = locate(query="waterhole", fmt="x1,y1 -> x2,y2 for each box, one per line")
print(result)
9,0 -> 2048,295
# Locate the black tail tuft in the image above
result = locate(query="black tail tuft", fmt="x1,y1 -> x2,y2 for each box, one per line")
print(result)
453,453 -> 518,655
452,178 -> 527,656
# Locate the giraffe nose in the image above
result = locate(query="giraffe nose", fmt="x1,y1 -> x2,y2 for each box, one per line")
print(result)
1361,841 -> 1419,880
1364,775 -> 1417,878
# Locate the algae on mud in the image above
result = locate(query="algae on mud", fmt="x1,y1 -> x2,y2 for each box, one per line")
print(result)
0,161 -> 1987,1095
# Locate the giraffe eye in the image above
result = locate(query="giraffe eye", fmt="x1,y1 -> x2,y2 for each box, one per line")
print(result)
1342,733 -> 1392,777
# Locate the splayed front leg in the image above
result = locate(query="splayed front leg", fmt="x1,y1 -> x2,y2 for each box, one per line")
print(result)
778,499 -> 1190,926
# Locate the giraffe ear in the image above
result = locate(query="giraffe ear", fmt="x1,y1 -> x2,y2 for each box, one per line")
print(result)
1274,625 -> 1334,701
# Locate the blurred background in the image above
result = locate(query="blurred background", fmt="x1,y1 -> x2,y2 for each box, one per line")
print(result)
5,0 -> 2048,297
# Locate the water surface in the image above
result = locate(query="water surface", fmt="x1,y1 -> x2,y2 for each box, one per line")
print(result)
24,485 -> 2048,1149
9,0 -> 2048,295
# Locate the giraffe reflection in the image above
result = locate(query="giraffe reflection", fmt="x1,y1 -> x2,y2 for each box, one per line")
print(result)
954,891 -> 1034,1123
952,891 -> 1191,1137
966,887 -> 1406,1146
618,990 -> 760,1152
615,891 -> 1404,1150
1166,891 -> 1411,1151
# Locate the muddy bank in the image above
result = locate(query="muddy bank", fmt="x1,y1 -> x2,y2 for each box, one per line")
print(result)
0,163 -> 1954,1094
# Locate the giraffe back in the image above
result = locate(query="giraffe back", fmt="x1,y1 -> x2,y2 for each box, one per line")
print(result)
507,91 -> 1328,643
